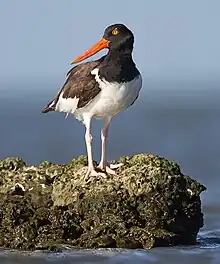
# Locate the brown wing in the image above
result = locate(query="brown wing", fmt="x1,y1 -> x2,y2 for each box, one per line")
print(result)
42,57 -> 105,113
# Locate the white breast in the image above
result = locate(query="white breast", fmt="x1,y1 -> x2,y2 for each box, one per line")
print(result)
76,68 -> 142,120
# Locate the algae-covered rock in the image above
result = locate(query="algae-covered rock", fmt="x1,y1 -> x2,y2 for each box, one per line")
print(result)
0,157 -> 63,195
0,154 -> 206,250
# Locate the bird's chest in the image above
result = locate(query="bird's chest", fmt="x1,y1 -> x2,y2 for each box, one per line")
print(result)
99,80 -> 134,105
89,69 -> 142,117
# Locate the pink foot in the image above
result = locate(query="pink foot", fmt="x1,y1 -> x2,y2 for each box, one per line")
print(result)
84,167 -> 107,181
97,162 -> 124,175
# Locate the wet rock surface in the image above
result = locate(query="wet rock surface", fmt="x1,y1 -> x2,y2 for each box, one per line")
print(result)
0,154 -> 206,250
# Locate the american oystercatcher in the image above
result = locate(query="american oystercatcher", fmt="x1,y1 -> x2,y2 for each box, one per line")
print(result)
42,23 -> 142,180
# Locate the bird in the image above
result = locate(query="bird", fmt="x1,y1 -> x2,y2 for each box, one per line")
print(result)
42,23 -> 142,180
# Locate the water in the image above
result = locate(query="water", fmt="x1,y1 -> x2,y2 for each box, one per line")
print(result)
0,78 -> 220,263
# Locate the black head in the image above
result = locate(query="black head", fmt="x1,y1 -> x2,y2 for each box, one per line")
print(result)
103,23 -> 134,51
71,23 -> 135,64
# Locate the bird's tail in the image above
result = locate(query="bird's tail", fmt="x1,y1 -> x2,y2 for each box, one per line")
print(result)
41,99 -> 56,113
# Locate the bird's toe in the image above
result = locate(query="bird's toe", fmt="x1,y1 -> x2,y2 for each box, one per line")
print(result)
84,167 -> 107,181
97,162 -> 124,175
109,163 -> 124,169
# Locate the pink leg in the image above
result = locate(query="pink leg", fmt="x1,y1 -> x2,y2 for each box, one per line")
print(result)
83,115 -> 106,180
85,127 -> 93,170
98,117 -> 111,170
98,117 -> 123,174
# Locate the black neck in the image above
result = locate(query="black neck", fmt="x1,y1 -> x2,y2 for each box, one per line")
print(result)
98,49 -> 140,83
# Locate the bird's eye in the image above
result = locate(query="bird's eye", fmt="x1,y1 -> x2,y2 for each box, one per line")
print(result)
112,28 -> 120,35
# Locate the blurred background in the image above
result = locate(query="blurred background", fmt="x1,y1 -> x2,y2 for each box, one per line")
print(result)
0,0 -> 220,214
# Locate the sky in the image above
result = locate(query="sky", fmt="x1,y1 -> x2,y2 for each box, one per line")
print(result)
0,0 -> 220,83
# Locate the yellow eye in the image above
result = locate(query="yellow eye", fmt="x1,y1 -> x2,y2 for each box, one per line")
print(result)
112,28 -> 120,35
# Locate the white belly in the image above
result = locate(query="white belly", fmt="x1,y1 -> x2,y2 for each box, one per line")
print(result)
76,69 -> 142,120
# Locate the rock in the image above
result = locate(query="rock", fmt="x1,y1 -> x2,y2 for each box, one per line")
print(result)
0,157 -> 26,171
0,154 -> 206,250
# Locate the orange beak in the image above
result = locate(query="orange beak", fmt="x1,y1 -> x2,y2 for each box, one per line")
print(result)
71,38 -> 109,64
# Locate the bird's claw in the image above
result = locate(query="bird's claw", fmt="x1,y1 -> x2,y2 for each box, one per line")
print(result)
97,162 -> 124,175
84,163 -> 124,181
84,168 -> 107,181
109,162 -> 124,169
